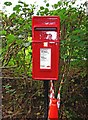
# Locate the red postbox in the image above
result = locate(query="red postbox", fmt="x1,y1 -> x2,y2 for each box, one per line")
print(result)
32,16 -> 60,80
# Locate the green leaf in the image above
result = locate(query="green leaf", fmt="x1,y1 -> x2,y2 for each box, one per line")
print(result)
4,2 -> 12,6
45,8 -> 49,13
16,39 -> 23,45
58,1 -> 62,6
13,5 -> 22,13
53,4 -> 58,9
7,34 -> 16,44
24,24 -> 29,29
0,30 -> 7,35
23,3 -> 29,7
46,3 -> 49,7
40,6 -> 44,10
9,13 -> 16,19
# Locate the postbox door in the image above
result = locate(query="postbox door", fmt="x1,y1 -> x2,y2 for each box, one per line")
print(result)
32,42 -> 59,80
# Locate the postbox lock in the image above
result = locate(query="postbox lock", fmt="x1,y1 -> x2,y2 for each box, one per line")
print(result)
43,42 -> 48,47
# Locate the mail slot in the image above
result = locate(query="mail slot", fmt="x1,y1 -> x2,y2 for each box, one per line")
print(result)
34,27 -> 57,31
32,16 -> 60,80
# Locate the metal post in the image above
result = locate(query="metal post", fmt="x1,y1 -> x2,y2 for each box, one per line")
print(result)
44,80 -> 49,120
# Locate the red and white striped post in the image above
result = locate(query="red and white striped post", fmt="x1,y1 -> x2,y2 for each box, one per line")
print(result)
48,80 -> 60,120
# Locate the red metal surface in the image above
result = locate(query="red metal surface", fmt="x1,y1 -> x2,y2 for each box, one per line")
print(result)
32,16 -> 60,80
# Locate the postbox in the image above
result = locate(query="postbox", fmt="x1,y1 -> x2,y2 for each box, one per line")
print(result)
32,16 -> 60,80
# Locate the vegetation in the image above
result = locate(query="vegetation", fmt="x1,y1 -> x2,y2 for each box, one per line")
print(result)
1,0 -> 88,119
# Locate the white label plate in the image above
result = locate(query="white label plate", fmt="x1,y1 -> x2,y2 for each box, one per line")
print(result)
40,48 -> 51,69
